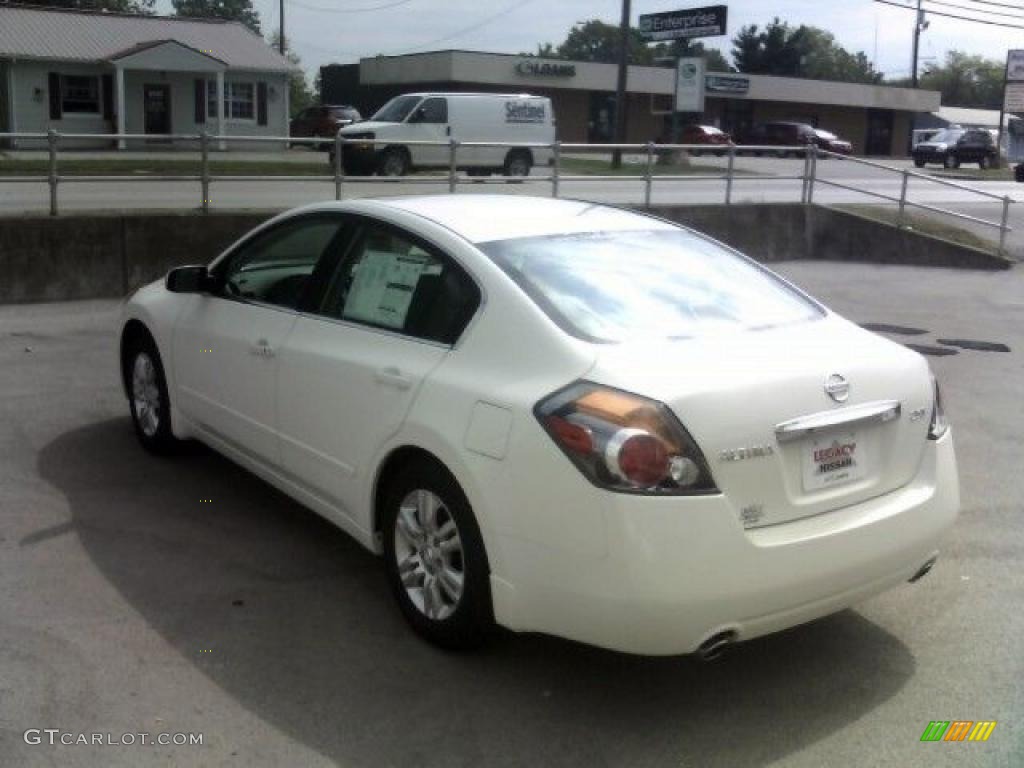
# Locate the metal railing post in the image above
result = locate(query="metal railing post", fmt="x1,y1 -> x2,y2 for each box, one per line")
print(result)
801,147 -> 811,204
806,147 -> 817,205
47,129 -> 59,217
725,144 -> 735,205
200,130 -> 210,214
334,133 -> 344,201
551,141 -> 560,198
897,169 -> 909,228
448,139 -> 458,193
644,142 -> 654,208
999,195 -> 1011,255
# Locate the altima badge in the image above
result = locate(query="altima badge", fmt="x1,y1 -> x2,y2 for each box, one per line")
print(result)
824,373 -> 850,403
720,445 -> 775,462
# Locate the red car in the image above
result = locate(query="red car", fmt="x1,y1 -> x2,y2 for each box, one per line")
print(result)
289,105 -> 362,150
680,124 -> 732,156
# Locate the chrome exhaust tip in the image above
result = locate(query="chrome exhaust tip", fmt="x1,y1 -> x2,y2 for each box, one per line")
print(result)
909,556 -> 938,583
696,630 -> 738,662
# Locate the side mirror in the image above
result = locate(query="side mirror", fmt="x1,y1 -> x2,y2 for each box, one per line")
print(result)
166,265 -> 214,293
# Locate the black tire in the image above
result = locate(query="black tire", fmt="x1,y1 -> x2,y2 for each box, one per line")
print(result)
378,147 -> 409,177
381,461 -> 493,650
124,332 -> 179,455
944,154 -> 960,169
913,157 -> 926,168
503,149 -> 532,177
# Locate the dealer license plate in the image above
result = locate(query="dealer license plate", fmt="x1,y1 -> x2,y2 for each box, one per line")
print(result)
802,430 -> 866,492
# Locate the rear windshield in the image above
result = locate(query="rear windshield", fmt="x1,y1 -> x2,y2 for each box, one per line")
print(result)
479,229 -> 823,343
330,107 -> 360,120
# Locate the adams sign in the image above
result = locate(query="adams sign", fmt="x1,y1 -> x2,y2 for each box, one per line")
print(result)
515,60 -> 576,78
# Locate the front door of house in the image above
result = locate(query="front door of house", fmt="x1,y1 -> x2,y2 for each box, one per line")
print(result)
143,84 -> 171,135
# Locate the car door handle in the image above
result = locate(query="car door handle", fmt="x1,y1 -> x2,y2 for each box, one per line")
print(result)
250,338 -> 275,359
374,366 -> 412,390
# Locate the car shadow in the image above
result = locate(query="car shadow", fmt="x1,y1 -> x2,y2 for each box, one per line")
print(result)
38,418 -> 916,767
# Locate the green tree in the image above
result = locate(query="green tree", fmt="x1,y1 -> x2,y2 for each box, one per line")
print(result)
172,0 -> 260,34
652,39 -> 731,73
269,30 -> 314,118
532,19 -> 731,72
917,51 -> 1003,108
732,18 -> 881,84
17,0 -> 154,13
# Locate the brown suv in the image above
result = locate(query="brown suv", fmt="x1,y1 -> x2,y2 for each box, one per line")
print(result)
290,105 -> 362,149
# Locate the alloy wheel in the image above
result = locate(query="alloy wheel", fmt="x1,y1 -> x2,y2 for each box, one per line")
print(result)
393,489 -> 465,621
131,352 -> 161,438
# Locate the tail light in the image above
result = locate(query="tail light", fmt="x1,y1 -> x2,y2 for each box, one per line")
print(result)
535,382 -> 718,495
928,374 -> 948,440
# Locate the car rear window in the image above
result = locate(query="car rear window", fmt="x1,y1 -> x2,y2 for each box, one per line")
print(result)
479,229 -> 823,343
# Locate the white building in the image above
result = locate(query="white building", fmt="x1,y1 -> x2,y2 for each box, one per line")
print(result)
0,5 -> 294,149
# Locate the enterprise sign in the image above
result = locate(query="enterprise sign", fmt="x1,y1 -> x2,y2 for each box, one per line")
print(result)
639,5 -> 728,41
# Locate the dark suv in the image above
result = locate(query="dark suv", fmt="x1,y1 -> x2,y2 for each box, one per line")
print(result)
289,105 -> 362,149
912,128 -> 997,169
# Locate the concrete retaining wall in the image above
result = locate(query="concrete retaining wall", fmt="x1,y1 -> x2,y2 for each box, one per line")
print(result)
0,203 -> 1010,304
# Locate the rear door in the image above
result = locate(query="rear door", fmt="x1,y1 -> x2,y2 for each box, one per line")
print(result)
277,217 -> 481,521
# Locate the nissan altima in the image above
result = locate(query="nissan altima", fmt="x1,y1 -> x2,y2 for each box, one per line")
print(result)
119,195 -> 959,656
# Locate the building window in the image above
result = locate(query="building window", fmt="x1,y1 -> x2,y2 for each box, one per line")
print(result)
206,80 -> 255,121
62,75 -> 100,114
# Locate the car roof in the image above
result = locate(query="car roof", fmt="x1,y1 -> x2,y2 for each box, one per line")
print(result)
357,195 -> 677,244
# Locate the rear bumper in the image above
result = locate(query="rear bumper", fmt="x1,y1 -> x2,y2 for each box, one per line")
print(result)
490,430 -> 959,655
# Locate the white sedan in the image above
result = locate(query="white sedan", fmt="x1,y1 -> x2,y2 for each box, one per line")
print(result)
120,195 -> 959,657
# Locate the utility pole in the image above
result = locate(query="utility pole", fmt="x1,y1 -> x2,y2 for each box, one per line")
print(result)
908,0 -> 926,153
279,0 -> 286,55
612,0 -> 631,169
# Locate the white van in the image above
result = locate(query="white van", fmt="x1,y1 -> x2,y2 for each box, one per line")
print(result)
334,92 -> 555,177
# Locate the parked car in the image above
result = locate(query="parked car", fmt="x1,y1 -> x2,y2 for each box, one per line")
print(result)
331,92 -> 555,176
290,105 -> 361,149
912,127 -> 997,169
740,121 -> 817,156
680,124 -> 732,155
120,195 -> 958,657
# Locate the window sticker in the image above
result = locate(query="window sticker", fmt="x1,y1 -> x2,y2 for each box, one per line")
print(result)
343,249 -> 433,329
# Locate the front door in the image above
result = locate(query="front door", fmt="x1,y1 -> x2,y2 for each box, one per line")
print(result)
865,109 -> 894,156
172,214 -> 347,465
143,84 -> 171,135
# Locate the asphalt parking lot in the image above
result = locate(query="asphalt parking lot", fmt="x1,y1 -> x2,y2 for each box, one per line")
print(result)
0,262 -> 1021,768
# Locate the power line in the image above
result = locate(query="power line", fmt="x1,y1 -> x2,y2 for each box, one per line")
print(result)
948,0 -> 1024,10
924,0 -> 1024,20
289,0 -> 416,14
290,0 -> 537,60
874,0 -> 1024,28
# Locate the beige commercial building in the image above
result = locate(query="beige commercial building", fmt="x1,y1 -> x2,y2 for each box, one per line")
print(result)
323,50 -> 941,156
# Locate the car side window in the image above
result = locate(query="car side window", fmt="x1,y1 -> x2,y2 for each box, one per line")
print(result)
318,223 -> 479,344
217,216 -> 344,310
412,97 -> 448,124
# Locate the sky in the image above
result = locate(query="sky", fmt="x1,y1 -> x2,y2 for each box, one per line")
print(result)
155,0 -> 1024,80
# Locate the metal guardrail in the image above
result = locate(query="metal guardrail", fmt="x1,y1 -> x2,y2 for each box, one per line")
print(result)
0,129 -> 1014,254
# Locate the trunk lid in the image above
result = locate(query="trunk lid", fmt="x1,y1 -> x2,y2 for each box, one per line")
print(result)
587,315 -> 934,527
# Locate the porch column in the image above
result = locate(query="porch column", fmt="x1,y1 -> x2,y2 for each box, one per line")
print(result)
115,65 -> 126,150
216,70 -> 225,150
